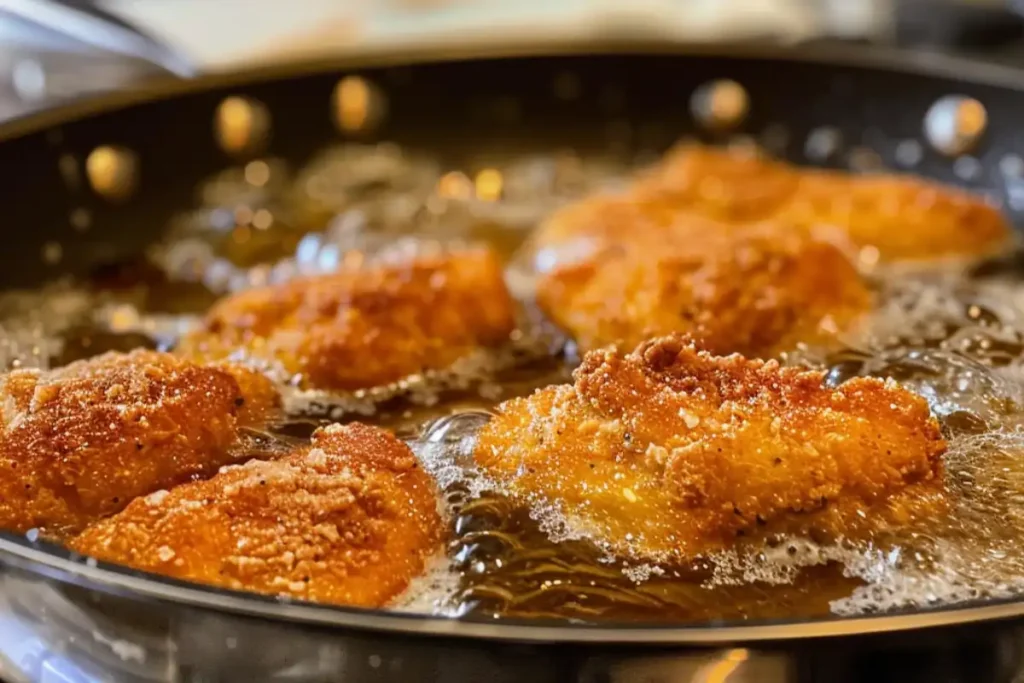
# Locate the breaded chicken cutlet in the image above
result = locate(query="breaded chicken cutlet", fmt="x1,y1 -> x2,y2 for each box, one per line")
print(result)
638,144 -> 1011,262
536,217 -> 871,356
0,350 -> 278,538
536,144 -> 1009,264
474,336 -> 947,561
71,423 -> 443,608
179,246 -> 516,392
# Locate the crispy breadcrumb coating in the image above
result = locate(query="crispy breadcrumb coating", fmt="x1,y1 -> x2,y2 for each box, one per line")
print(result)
635,144 -> 801,224
530,192 -> 683,258
71,423 -> 443,608
531,143 -> 1004,354
536,218 -> 870,356
780,170 -> 1010,263
0,350 -> 278,537
179,247 -> 515,391
536,145 -> 1009,265
474,336 -> 947,560
640,144 -> 1011,262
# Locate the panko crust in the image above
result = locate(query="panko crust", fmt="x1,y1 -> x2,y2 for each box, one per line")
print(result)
179,247 -> 516,391
474,336 -> 947,560
642,144 -> 1011,262
0,350 -> 279,537
634,144 -> 801,223
780,170 -> 1010,263
535,144 -> 1009,265
536,218 -> 871,356
71,423 -> 443,608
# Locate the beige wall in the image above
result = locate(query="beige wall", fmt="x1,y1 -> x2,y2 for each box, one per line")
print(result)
98,0 -> 861,72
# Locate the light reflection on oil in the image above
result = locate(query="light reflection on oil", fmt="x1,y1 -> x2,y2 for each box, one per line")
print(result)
691,79 -> 749,132
333,76 -> 385,134
244,160 -> 271,187
924,95 -> 988,157
475,169 -> 503,201
107,304 -> 141,333
252,208 -> 274,230
957,99 -> 987,139
215,96 -> 270,156
437,171 -> 473,200
85,146 -> 138,201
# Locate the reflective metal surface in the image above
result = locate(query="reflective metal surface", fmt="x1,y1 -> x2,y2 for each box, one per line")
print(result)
1,43 -> 1024,680
0,0 -> 191,122
4,559 -> 1024,682
0,565 -> 573,683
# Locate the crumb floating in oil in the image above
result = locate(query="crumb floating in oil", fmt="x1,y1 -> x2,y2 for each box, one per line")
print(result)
7,142 -> 1024,624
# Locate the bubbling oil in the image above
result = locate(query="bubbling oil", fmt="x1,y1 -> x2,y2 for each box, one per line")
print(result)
5,143 -> 1024,624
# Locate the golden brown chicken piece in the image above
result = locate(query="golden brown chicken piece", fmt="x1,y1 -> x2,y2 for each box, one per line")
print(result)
0,350 -> 279,538
179,247 -> 516,392
635,144 -> 801,224
474,336 -> 947,561
71,423 -> 443,608
781,171 -> 1011,263
529,193 -> 682,259
536,217 -> 871,356
530,146 -> 809,258
638,144 -> 1011,262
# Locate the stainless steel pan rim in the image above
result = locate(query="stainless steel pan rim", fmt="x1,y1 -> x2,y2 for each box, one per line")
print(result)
3,38 -> 1024,142
5,530 -> 1024,643
3,40 -> 1024,643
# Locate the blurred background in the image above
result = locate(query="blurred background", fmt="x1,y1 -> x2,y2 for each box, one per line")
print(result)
0,0 -> 1023,121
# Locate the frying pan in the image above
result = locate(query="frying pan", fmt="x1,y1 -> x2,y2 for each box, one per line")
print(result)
3,36 -> 1024,683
